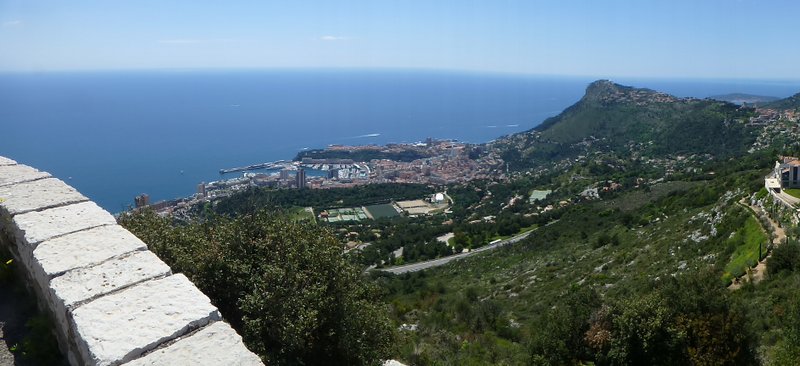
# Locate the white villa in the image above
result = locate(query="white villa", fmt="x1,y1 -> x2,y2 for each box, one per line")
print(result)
766,156 -> 800,192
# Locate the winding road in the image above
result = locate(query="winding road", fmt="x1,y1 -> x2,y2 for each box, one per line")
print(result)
380,221 -> 556,275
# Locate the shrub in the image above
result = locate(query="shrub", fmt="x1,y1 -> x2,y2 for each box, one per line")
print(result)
768,240 -> 800,277
120,209 -> 395,365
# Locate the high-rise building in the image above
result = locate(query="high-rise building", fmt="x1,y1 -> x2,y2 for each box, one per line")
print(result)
327,168 -> 339,179
279,169 -> 291,180
134,193 -> 150,208
296,168 -> 307,189
197,182 -> 206,197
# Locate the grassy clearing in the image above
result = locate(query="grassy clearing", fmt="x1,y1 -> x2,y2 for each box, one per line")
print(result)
784,188 -> 800,199
364,203 -> 401,219
519,224 -> 538,234
489,224 -> 539,242
287,207 -> 316,223
722,215 -> 768,284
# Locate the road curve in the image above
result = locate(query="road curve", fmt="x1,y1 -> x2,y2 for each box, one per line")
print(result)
379,222 -> 553,275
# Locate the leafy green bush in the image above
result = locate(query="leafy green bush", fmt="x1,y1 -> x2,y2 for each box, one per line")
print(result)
120,209 -> 395,365
17,315 -> 63,365
525,270 -> 756,365
770,293 -> 800,365
768,240 -> 800,277
527,286 -> 601,365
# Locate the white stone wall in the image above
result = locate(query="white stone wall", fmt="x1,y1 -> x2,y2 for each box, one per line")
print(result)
0,157 -> 263,366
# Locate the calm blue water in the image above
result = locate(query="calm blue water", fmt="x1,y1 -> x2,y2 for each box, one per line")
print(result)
2,69 -> 799,212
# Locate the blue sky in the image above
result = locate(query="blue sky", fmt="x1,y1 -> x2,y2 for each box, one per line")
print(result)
1,0 -> 799,79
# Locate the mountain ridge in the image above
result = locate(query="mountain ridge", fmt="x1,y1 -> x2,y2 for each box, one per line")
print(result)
763,91 -> 800,110
492,80 -> 758,170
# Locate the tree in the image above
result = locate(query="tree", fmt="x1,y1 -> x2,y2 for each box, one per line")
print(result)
602,270 -> 756,366
771,293 -> 800,365
528,286 -> 601,365
120,209 -> 395,365
768,240 -> 800,276
606,293 -> 680,365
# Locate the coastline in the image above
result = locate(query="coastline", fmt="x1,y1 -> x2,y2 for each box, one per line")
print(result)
129,138 -> 502,216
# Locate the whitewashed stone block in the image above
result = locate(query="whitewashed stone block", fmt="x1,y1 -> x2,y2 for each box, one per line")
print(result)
0,178 -> 88,216
123,321 -> 263,366
51,251 -> 171,308
48,251 -> 171,339
12,201 -> 116,247
33,225 -> 147,278
71,274 -> 222,366
0,164 -> 50,187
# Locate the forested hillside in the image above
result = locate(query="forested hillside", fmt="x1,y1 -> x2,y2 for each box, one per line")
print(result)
764,92 -> 800,111
492,80 -> 758,170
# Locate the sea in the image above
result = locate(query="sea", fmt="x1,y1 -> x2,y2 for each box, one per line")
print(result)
2,69 -> 800,212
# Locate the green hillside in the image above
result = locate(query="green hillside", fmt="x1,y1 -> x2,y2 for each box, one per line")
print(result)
763,92 -> 800,111
376,152 -> 796,365
493,80 -> 758,170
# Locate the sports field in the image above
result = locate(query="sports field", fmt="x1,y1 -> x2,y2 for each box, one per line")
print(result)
365,204 -> 400,219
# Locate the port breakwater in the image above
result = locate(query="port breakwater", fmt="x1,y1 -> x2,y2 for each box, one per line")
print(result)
219,160 -> 289,175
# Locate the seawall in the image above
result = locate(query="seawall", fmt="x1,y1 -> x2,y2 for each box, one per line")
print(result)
0,157 -> 263,365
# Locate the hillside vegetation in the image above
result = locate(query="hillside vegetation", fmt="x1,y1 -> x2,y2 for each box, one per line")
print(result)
119,210 -> 395,365
376,152 -> 778,365
764,92 -> 800,111
493,80 -> 757,170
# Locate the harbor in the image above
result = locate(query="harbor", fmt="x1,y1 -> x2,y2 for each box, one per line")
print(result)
219,160 -> 290,174
133,139 -> 499,216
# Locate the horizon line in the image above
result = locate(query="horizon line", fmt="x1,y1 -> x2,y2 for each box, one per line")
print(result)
1,66 -> 800,83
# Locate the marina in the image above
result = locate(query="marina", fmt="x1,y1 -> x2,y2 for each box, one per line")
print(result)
219,160 -> 290,174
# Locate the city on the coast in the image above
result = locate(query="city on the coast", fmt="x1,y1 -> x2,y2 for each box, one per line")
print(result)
133,139 -> 499,216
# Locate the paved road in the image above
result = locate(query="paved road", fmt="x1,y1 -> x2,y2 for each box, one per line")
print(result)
380,221 -> 555,275
773,190 -> 800,207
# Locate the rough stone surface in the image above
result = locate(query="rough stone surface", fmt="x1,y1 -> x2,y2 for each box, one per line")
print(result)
0,156 -> 16,166
51,251 -> 171,309
48,251 -> 172,340
0,164 -> 49,187
71,274 -> 222,366
11,201 -> 115,248
33,225 -> 147,278
123,321 -> 263,366
0,178 -> 88,216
